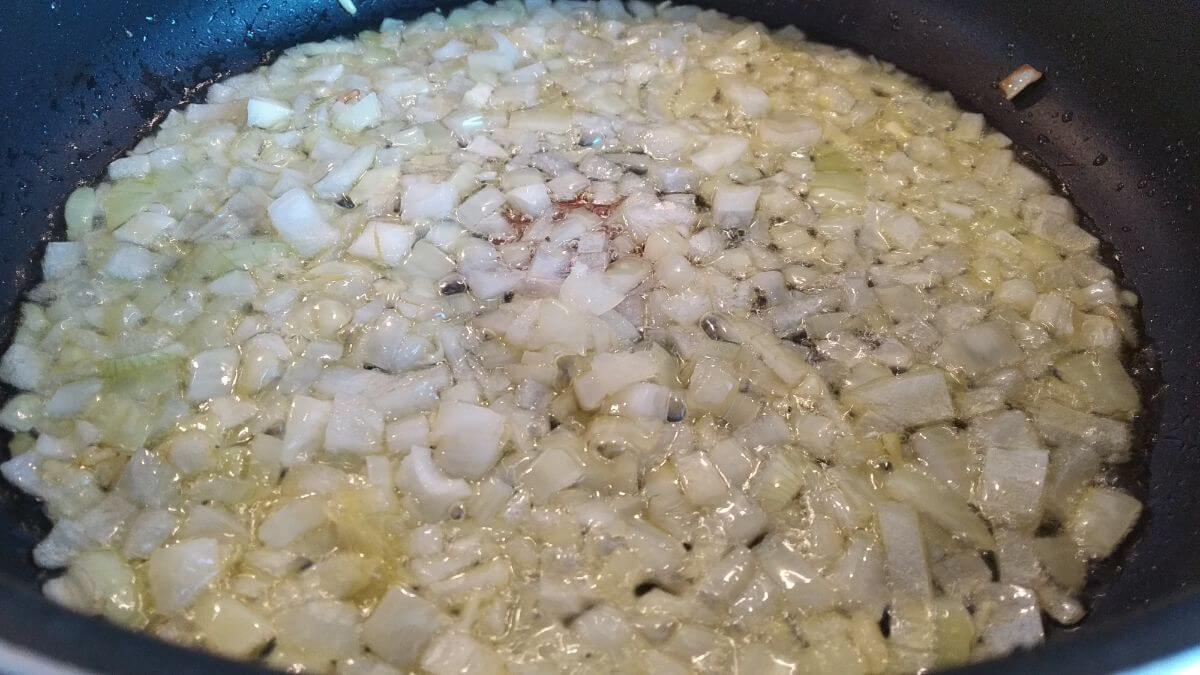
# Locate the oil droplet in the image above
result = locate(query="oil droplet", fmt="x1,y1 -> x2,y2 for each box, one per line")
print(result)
1061,110 -> 1074,123
1036,134 -> 1050,145
1093,153 -> 1108,166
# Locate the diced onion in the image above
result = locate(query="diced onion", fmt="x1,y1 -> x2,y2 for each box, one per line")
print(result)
0,4 -> 1144,674
1000,64 -> 1043,100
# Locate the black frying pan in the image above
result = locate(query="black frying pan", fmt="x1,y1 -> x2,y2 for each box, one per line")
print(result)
1,1 -> 1198,673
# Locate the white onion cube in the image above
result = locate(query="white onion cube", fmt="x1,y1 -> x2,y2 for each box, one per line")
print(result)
207,270 -> 258,299
281,395 -> 332,466
314,144 -> 377,200
332,91 -> 383,133
756,114 -> 822,150
258,496 -> 327,548
720,80 -> 769,117
967,410 -> 1040,454
274,600 -> 362,662
45,379 -> 102,418
978,447 -> 1049,529
505,182 -> 552,218
876,500 -> 932,598
456,186 -> 506,229
711,184 -> 761,229
520,445 -> 585,502
547,171 -> 590,200
1069,486 -> 1142,558
147,538 -> 224,614
401,180 -> 456,221
1030,292 -> 1075,338
113,212 -> 175,248
559,265 -> 625,316
386,415 -> 430,454
108,155 -> 151,180
103,244 -> 164,280
246,97 -> 293,130
572,605 -> 636,653
573,351 -> 659,410
397,446 -> 472,520
692,135 -> 750,174
937,321 -> 1023,378
347,221 -> 416,266
363,587 -> 447,668
431,402 -> 505,479
974,586 -> 1045,659
844,370 -> 954,428
420,632 -> 505,675
186,348 -> 239,403
43,242 -> 84,280
0,344 -> 48,391
324,395 -> 384,455
195,594 -> 275,658
756,538 -> 839,612
675,451 -> 730,506
268,188 -> 338,257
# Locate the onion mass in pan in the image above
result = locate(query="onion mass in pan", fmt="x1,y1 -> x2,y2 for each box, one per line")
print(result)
0,1 -> 1144,672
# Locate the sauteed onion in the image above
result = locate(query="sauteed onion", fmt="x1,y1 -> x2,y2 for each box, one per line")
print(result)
0,2 -> 1142,672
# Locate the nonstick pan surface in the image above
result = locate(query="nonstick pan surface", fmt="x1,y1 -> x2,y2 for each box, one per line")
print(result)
0,1 -> 1198,673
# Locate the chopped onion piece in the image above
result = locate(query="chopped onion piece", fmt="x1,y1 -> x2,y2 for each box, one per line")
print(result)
347,221 -> 416,266
363,587 -> 447,668
147,538 -> 225,615
431,401 -> 505,479
246,97 -> 292,130
877,501 -> 932,598
401,179 -> 457,221
268,188 -> 338,256
692,135 -> 750,174
1000,64 -> 1043,100
1069,486 -> 1142,558
844,371 -> 955,429
978,448 -> 1050,529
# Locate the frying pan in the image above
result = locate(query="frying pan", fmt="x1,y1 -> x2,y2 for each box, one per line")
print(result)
0,0 -> 1197,673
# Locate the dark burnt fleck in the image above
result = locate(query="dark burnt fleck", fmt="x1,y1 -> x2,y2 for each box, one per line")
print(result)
701,313 -> 733,342
438,275 -> 467,295
562,602 -> 598,627
981,550 -> 1000,582
747,530 -> 769,549
254,638 -> 277,660
787,330 -> 815,349
634,580 -> 666,597
667,396 -> 687,423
